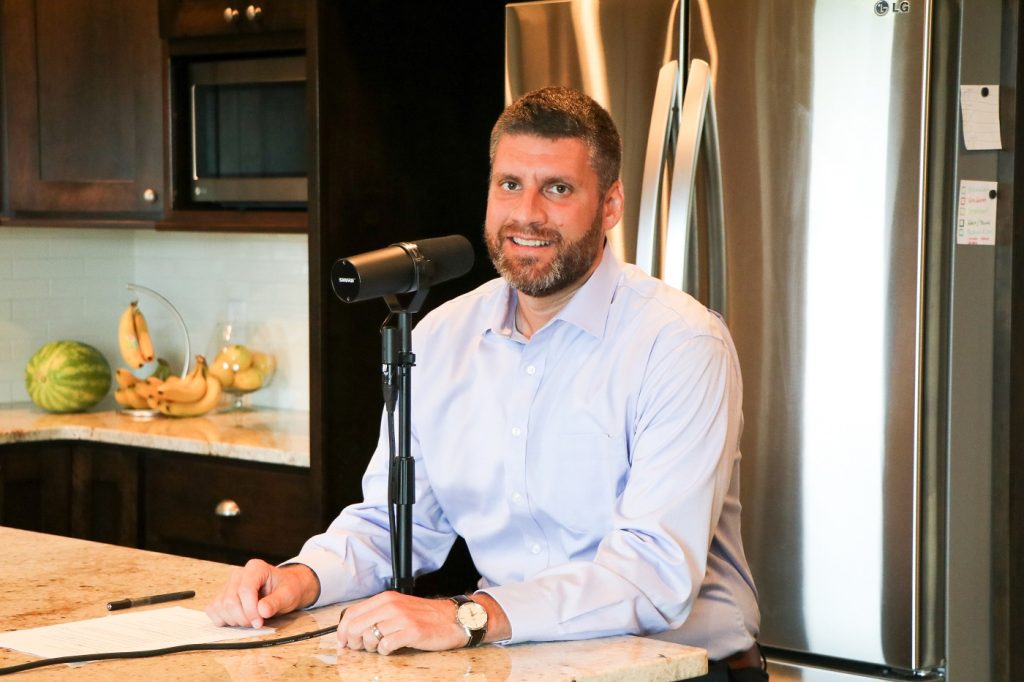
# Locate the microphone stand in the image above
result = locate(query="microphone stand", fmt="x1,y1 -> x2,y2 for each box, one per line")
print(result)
380,285 -> 431,596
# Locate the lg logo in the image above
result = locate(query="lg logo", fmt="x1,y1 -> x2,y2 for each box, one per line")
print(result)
874,0 -> 910,15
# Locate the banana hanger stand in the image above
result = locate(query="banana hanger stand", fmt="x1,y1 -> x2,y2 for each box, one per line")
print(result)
379,287 -> 432,595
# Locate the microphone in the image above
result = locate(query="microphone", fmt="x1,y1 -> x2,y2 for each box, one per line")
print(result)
331,235 -> 474,303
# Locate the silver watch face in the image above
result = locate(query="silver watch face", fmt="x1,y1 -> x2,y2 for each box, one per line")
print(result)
457,601 -> 487,630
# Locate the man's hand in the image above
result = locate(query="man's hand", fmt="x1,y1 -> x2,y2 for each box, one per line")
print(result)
337,592 -> 468,656
205,559 -> 320,628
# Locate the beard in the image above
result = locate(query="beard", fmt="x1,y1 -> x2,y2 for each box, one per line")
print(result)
485,209 -> 606,298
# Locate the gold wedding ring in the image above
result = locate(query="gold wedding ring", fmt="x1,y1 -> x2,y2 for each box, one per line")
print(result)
370,623 -> 384,641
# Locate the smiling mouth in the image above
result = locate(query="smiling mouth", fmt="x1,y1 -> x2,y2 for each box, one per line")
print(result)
509,236 -> 552,247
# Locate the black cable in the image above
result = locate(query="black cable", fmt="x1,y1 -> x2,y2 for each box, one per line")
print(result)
387,405 -> 399,575
382,316 -> 400,581
0,623 -> 338,676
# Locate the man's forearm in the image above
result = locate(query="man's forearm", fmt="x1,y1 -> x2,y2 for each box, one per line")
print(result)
279,563 -> 322,609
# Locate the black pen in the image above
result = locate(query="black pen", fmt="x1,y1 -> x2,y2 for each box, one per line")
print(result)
106,590 -> 196,611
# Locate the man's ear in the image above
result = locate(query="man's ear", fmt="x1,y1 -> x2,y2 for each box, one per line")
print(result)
602,179 -> 625,231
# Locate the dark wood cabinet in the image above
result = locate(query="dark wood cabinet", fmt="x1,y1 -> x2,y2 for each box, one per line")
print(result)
0,443 -> 72,535
0,441 -> 315,566
71,445 -> 141,547
144,453 -> 317,565
0,0 -> 165,217
159,0 -> 305,40
308,0 -> 507,595
0,443 -> 139,544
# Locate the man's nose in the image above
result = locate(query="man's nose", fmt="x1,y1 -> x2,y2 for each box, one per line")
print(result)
508,187 -> 547,226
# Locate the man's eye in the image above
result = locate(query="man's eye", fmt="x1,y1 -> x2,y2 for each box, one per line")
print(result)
499,180 -> 520,191
548,184 -> 571,195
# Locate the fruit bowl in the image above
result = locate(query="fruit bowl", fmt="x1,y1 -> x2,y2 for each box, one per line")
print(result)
208,322 -> 277,410
114,284 -> 193,418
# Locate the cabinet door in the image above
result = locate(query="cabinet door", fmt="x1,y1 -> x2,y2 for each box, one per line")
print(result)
159,0 -> 306,39
71,445 -> 140,548
145,454 -> 317,565
1,0 -> 164,215
0,444 -> 71,535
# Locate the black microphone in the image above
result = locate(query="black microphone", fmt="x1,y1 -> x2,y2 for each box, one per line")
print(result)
331,235 -> 474,303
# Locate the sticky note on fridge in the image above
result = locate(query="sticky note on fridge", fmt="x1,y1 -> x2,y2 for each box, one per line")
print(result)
960,85 -> 1001,150
956,180 -> 998,246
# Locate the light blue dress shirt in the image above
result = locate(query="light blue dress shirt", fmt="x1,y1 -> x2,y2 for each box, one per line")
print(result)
293,244 -> 760,659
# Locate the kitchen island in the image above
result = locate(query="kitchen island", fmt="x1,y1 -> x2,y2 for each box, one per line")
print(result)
0,527 -> 708,680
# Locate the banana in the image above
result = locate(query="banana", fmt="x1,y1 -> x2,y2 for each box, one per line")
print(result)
114,387 -> 149,409
118,301 -> 146,369
133,306 -> 156,363
157,374 -> 223,418
157,356 -> 208,402
133,376 -> 163,400
115,368 -> 139,389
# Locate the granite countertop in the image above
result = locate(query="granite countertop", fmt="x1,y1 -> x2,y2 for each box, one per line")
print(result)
1,527 -> 708,680
0,403 -> 309,467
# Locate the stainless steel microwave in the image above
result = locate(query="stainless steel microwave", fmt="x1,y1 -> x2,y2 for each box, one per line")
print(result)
189,55 -> 307,206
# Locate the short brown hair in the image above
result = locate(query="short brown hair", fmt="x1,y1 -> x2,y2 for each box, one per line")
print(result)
489,87 -> 622,194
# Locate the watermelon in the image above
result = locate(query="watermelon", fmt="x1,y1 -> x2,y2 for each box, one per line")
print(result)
24,341 -> 112,413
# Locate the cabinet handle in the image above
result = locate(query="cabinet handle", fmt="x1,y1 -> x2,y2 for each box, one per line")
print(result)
215,499 -> 241,517
223,7 -> 240,24
142,188 -> 158,203
245,5 -> 262,21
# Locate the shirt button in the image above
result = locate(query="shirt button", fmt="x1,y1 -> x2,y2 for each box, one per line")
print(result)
525,365 -> 536,375
511,427 -> 521,437
530,544 -> 542,555
511,492 -> 523,504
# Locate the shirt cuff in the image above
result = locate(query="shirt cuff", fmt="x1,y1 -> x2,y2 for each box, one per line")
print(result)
282,548 -> 356,609
477,582 -> 557,645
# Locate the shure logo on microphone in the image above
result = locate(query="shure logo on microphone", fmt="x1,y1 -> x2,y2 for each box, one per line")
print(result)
338,277 -> 356,283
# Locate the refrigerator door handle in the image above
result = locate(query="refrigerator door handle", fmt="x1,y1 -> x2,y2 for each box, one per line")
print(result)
664,58 -> 727,316
703,76 -> 726,317
635,59 -> 680,277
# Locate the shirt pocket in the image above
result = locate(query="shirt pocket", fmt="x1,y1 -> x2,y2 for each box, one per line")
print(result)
535,431 -> 629,534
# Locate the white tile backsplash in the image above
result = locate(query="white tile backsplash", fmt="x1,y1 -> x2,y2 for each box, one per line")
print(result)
0,226 -> 309,410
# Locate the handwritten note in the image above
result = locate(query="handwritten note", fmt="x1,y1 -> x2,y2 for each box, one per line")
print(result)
957,180 -> 998,246
960,85 -> 1001,150
0,607 -> 273,660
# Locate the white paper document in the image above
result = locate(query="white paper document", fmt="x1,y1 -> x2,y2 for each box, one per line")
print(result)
956,179 -> 998,246
960,85 -> 1002,150
0,607 -> 274,660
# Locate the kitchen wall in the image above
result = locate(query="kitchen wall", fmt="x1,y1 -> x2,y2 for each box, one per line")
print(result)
0,227 -> 309,411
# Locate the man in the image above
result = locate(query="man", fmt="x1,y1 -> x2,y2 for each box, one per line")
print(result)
207,86 -> 764,681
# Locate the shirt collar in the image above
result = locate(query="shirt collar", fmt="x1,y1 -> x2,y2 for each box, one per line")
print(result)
553,241 -> 621,339
483,241 -> 622,340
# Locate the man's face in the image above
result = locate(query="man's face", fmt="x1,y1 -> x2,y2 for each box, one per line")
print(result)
484,134 -> 622,298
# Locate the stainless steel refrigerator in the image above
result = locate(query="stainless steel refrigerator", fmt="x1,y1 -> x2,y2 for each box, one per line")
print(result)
505,1 -> 1012,680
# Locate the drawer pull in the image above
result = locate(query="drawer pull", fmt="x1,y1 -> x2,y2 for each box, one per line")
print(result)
215,499 -> 241,517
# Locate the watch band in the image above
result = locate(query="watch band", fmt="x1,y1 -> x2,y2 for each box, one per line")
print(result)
450,594 -> 486,647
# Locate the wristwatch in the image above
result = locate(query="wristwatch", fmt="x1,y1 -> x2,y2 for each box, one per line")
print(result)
450,594 -> 488,647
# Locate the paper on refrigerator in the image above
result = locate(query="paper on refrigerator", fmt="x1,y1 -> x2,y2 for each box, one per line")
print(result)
960,85 -> 1001,151
956,179 -> 998,246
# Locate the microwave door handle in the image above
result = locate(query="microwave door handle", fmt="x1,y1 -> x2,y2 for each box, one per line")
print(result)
636,60 -> 680,277
665,58 -> 712,296
190,84 -> 197,180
